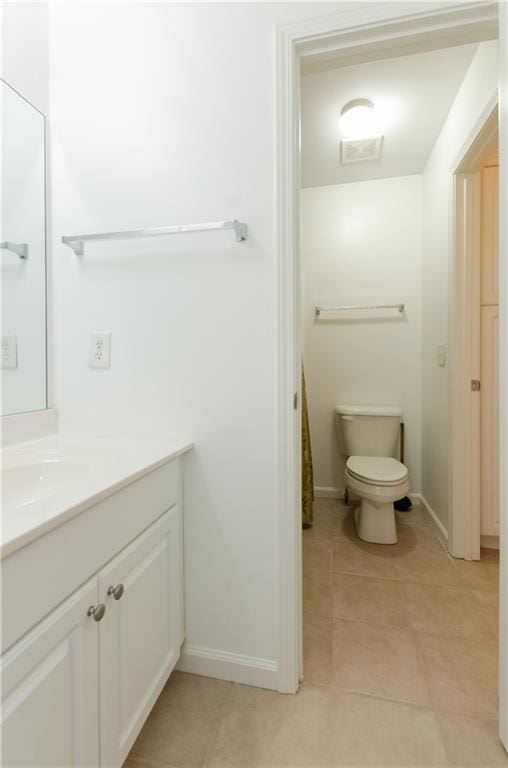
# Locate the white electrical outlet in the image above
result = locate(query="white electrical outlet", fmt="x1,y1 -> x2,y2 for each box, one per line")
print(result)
89,332 -> 111,368
437,343 -> 446,367
1,336 -> 17,368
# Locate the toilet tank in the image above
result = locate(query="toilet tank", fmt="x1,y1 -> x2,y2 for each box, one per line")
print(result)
334,404 -> 402,458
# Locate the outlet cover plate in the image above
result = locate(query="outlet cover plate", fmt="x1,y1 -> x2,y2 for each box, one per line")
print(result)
89,332 -> 111,369
1,335 -> 17,368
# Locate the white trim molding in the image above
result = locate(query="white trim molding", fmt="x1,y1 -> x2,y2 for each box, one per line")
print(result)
176,644 -> 278,691
416,494 -> 449,548
276,0 -> 498,696
314,486 -> 344,499
497,0 -> 507,751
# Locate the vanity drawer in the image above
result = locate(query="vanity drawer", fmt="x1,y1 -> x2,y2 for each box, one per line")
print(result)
2,459 -> 180,653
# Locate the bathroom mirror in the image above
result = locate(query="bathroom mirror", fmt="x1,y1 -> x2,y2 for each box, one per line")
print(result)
1,80 -> 47,416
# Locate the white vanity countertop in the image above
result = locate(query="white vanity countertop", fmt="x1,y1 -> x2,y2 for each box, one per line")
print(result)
0,435 -> 193,559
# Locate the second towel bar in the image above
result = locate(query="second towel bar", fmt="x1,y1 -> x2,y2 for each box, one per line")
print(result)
315,303 -> 405,317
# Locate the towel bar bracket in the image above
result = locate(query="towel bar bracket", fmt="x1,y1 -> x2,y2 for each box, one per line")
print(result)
1,241 -> 29,260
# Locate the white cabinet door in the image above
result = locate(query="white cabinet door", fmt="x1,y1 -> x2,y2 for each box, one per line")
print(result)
98,506 -> 183,767
1,579 -> 100,768
480,304 -> 500,536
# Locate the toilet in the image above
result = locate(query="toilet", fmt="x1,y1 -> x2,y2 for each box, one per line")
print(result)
334,404 -> 409,544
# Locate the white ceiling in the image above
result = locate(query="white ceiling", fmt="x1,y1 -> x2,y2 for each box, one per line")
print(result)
300,44 -> 478,188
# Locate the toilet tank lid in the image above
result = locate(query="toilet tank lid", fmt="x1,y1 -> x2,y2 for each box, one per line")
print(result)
334,404 -> 402,417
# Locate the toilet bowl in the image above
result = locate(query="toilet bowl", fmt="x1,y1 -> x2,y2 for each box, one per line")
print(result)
345,456 -> 409,544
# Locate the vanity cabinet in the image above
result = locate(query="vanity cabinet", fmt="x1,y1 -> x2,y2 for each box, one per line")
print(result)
1,457 -> 185,768
99,507 -> 182,767
1,579 -> 100,767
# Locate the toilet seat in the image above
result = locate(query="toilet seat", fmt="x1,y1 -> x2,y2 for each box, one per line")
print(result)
346,456 -> 408,487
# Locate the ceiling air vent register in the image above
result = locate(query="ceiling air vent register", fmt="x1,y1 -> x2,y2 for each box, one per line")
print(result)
340,136 -> 383,164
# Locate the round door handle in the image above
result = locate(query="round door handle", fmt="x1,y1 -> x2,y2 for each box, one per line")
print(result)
107,583 -> 125,600
87,603 -> 106,622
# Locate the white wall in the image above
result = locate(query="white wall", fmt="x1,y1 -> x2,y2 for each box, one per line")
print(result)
46,0 -> 492,687
48,1 -> 351,682
421,40 -> 498,531
1,2 -> 49,114
301,175 -> 422,494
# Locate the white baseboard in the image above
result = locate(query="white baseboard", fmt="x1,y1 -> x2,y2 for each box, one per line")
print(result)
415,493 -> 449,546
481,534 -> 500,550
314,486 -> 344,499
176,643 -> 279,690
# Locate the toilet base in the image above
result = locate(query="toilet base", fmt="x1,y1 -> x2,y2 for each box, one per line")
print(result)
354,499 -> 398,545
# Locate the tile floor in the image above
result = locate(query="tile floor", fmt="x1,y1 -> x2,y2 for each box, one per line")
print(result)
125,499 -> 506,768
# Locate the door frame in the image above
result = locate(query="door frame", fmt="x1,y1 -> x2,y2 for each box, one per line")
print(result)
450,101 -> 498,562
275,1 -> 506,746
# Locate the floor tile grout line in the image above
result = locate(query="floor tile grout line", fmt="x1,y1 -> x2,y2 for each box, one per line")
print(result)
405,597 -> 500,747
432,704 -> 501,722
405,617 -> 456,766
329,568 -> 464,585
325,612 -> 498,646
201,681 -> 235,768
329,682 -> 440,713
304,619 -> 498,668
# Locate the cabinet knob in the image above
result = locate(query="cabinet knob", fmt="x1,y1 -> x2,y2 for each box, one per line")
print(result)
107,583 -> 125,600
87,603 -> 106,622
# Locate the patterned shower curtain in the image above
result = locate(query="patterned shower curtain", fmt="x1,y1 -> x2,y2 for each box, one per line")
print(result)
302,368 -> 314,527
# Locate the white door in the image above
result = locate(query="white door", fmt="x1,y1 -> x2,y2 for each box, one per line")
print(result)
480,162 -> 499,539
481,304 -> 500,537
98,507 -> 183,767
1,579 -> 100,768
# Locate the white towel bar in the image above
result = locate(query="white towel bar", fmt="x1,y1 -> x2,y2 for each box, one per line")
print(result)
62,219 -> 248,255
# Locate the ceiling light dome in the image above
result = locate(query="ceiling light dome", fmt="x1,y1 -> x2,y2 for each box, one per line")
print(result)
339,98 -> 380,140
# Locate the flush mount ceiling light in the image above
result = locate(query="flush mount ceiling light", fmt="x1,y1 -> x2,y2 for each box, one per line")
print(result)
339,98 -> 381,140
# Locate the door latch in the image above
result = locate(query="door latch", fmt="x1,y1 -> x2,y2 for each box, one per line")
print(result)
471,379 -> 481,391
293,392 -> 298,410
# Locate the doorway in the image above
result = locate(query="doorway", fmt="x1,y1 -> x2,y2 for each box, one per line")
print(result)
451,104 -> 499,561
276,0 -> 506,753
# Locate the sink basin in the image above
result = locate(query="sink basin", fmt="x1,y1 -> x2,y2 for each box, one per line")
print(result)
2,459 -> 89,510
0,434 -> 193,559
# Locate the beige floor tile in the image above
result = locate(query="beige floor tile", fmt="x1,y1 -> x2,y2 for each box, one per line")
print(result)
124,759 -> 175,768
332,538 -> 399,580
332,619 -> 431,706
332,573 -> 409,626
206,682 -> 330,767
303,613 -> 332,685
332,510 -> 357,541
402,582 -> 497,643
313,499 -> 355,540
438,711 -> 508,766
392,550 -> 462,587
395,505 -> 429,527
304,569 -> 332,618
129,671 -> 231,767
473,589 -> 499,636
453,559 -> 500,593
302,524 -> 334,544
328,690 -> 449,767
303,538 -> 332,574
416,633 -> 498,718
313,498 -> 344,526
394,520 -> 445,554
